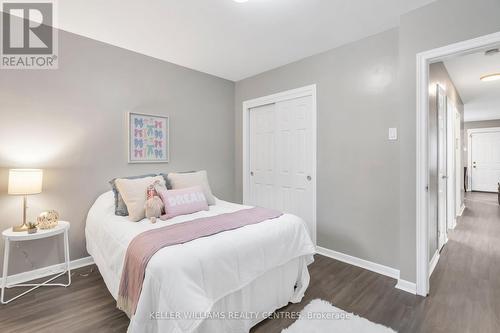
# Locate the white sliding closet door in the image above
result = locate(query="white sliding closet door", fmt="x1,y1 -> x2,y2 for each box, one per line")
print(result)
249,103 -> 277,209
249,96 -> 314,241
275,97 -> 314,224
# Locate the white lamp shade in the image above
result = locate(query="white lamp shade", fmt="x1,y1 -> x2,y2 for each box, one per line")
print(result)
8,169 -> 43,195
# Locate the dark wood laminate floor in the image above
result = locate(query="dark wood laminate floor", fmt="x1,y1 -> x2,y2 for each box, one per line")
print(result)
1,192 -> 498,333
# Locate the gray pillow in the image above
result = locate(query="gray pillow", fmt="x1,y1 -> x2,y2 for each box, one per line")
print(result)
159,173 -> 176,190
109,174 -> 156,216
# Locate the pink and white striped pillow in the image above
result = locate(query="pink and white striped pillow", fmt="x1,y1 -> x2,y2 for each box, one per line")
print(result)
159,186 -> 209,219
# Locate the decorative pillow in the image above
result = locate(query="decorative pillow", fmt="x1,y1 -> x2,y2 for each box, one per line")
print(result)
159,186 -> 209,219
159,171 -> 194,190
114,176 -> 165,222
109,174 -> 156,216
167,170 -> 216,205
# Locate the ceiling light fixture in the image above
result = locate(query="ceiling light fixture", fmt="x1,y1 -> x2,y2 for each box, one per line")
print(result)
480,73 -> 500,82
484,48 -> 499,56
233,0 -> 248,3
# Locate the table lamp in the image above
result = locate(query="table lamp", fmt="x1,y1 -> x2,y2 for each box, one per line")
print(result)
8,169 -> 43,232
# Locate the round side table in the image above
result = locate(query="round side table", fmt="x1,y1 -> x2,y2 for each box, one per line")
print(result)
1,221 -> 71,304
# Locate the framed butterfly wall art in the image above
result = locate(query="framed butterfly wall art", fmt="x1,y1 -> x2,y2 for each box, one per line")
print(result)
128,112 -> 169,163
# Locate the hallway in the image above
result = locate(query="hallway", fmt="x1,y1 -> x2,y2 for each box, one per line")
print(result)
412,191 -> 500,332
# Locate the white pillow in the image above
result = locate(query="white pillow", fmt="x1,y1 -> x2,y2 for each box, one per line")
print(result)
167,170 -> 216,205
115,176 -> 165,222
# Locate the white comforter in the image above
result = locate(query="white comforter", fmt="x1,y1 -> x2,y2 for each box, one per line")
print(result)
85,191 -> 315,333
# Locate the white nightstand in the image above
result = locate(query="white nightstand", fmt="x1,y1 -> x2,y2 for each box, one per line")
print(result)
1,221 -> 71,304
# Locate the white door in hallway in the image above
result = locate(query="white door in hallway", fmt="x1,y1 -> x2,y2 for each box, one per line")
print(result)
471,130 -> 500,192
437,86 -> 447,251
454,109 -> 461,217
248,95 -> 315,243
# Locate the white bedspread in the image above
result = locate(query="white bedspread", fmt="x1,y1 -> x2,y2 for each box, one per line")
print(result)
85,191 -> 315,333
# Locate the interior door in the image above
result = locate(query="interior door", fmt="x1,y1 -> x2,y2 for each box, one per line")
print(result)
454,109 -> 462,217
249,103 -> 276,209
275,96 -> 314,234
437,86 -> 447,251
446,99 -> 455,230
471,131 -> 500,192
249,95 -> 315,242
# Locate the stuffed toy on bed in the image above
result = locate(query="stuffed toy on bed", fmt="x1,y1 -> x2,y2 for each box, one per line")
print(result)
144,181 -> 166,223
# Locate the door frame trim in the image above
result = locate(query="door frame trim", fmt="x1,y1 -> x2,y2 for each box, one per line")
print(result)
467,127 -> 500,191
242,84 -> 317,245
416,30 -> 500,297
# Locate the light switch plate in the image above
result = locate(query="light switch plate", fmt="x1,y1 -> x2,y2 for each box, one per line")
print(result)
388,128 -> 398,141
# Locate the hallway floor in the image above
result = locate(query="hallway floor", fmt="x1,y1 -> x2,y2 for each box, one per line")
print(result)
411,191 -> 500,332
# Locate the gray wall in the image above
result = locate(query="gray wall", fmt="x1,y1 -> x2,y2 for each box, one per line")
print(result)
0,29 -> 235,274
235,29 -> 401,269
428,62 -> 464,259
398,0 -> 500,282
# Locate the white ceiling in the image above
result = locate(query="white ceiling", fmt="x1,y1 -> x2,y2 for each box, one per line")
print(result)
444,49 -> 500,122
49,0 -> 435,81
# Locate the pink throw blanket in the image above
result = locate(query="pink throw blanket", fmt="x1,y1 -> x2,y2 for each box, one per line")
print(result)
117,207 -> 283,317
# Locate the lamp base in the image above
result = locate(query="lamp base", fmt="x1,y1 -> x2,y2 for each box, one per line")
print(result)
13,195 -> 30,232
12,223 -> 29,232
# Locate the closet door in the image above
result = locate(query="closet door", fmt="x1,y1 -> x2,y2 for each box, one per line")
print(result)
275,96 -> 314,232
249,96 -> 314,241
249,103 -> 277,209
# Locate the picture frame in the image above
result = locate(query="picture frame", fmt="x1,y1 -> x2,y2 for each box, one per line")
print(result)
128,112 -> 169,163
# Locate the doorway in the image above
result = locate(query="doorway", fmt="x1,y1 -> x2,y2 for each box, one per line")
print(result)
242,85 -> 317,244
416,31 -> 500,297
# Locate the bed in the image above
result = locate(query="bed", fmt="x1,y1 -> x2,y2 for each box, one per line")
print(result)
85,191 -> 316,333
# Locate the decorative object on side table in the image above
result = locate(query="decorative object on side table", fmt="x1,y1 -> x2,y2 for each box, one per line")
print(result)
7,169 -> 43,232
128,112 -> 169,163
37,210 -> 60,229
27,223 -> 37,234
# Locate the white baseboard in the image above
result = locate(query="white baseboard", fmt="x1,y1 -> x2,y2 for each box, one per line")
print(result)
316,246 -> 400,280
429,250 -> 440,278
395,279 -> 417,294
316,246 -> 419,296
2,256 -> 94,286
457,204 -> 466,217
448,218 -> 457,230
